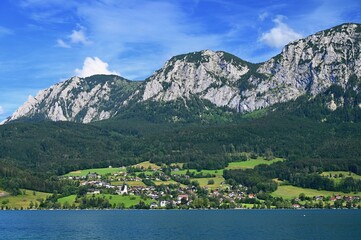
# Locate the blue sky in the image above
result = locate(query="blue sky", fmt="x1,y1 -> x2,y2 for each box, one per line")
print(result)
0,0 -> 361,121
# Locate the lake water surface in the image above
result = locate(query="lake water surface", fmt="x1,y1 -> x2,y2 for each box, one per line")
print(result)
0,210 -> 360,240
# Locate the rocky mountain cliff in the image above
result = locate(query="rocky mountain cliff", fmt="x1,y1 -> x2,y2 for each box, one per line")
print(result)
242,23 -> 361,112
136,23 -> 361,113
130,50 -> 254,110
3,75 -> 140,123
4,23 -> 361,124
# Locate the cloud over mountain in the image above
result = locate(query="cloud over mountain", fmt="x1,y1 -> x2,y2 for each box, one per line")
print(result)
75,57 -> 119,78
260,16 -> 302,48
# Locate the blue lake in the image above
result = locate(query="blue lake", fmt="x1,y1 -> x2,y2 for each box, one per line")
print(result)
0,210 -> 360,240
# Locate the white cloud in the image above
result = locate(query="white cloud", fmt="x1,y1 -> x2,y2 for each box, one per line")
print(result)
56,39 -> 71,48
69,26 -> 90,45
73,1 -> 222,79
260,16 -> 302,48
56,25 -> 90,49
0,106 -> 4,115
75,57 -> 119,78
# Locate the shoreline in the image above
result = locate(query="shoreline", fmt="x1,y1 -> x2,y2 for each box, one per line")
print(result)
1,207 -> 359,211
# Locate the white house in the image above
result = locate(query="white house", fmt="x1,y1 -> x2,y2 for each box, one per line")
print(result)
117,184 -> 128,195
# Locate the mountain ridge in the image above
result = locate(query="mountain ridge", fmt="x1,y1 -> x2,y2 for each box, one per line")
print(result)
3,75 -> 140,124
3,23 -> 361,124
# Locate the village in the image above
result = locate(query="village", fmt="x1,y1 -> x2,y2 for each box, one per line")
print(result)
61,162 -> 361,209
64,165 -> 252,209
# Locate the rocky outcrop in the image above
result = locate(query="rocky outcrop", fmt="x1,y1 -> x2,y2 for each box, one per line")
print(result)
4,75 -> 139,123
135,24 -> 361,113
4,23 -> 361,123
239,23 -> 361,112
135,50 -> 252,110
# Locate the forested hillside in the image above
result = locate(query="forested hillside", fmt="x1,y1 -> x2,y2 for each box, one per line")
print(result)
1,106 -> 361,194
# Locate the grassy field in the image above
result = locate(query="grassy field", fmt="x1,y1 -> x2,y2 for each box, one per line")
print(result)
125,181 -> 146,187
170,163 -> 184,168
226,157 -> 284,170
320,171 -> 361,184
57,194 -> 153,208
171,169 -> 225,189
63,161 -> 161,178
271,185 -> 361,200
0,189 -> 51,209
111,180 -> 146,187
190,176 -> 227,190
57,195 -> 77,205
135,171 -> 156,177
153,179 -> 179,186
103,194 -> 153,208
64,167 -> 125,177
132,161 -> 160,170
171,169 -> 224,176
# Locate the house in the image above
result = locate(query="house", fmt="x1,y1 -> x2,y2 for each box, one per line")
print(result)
212,191 -> 219,197
177,194 -> 189,204
81,181 -> 88,186
315,196 -> 324,201
248,194 -> 255,199
117,184 -> 128,195
292,204 -> 301,209
160,200 -> 170,208
87,189 -> 100,195
150,202 -> 158,209
344,196 -> 353,202
87,173 -> 99,179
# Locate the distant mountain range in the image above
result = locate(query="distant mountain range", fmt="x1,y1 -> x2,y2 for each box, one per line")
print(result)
3,23 -> 361,124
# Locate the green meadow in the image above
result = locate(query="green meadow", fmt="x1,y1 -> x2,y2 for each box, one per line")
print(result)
190,176 -> 227,190
153,179 -> 179,186
271,185 -> 361,200
57,194 -> 152,208
57,195 -> 77,206
132,161 -> 161,170
320,171 -> 361,184
64,167 -> 125,177
0,189 -> 51,209
226,157 -> 284,170
171,169 -> 224,176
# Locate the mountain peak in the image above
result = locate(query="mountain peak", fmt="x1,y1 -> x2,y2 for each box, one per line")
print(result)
4,23 -> 361,124
4,74 -> 140,124
137,50 -> 251,108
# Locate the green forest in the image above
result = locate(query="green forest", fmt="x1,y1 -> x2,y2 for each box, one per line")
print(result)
1,84 -> 361,203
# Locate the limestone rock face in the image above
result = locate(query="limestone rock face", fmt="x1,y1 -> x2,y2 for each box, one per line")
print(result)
4,75 -> 139,123
138,50 -> 251,110
240,23 -> 361,112
137,24 -> 361,113
4,23 -> 361,123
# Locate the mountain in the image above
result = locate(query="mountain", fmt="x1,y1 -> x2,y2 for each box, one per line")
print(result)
3,75 -> 140,124
247,23 -> 361,112
4,23 -> 361,124
131,50 -> 255,110
133,23 -> 361,113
